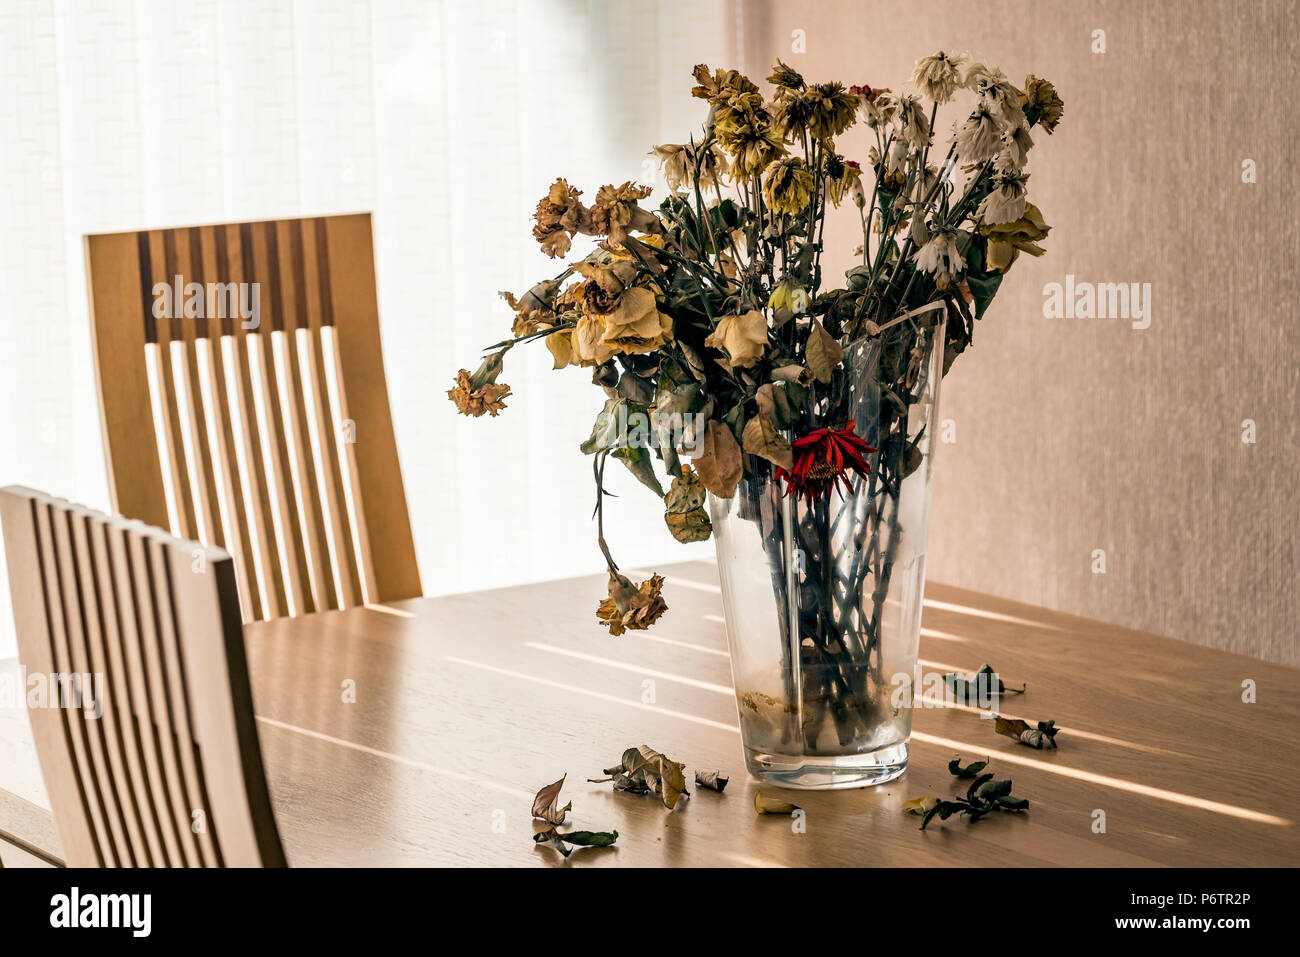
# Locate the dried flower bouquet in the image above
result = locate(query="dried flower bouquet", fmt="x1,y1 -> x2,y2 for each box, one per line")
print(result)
449,56 -> 1064,730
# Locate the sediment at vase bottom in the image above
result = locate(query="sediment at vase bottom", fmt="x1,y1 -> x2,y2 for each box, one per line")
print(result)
744,741 -> 909,789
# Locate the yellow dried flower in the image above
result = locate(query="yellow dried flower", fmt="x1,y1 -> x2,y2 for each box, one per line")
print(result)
761,157 -> 815,216
1022,75 -> 1064,134
805,82 -> 859,141
447,368 -> 511,418
590,182 -> 658,245
978,203 -> 1051,272
597,570 -> 668,635
532,178 -> 591,258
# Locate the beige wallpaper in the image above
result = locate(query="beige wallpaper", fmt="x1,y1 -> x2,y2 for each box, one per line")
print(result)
739,0 -> 1299,664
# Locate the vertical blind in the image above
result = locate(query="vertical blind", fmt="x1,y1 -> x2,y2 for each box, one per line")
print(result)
0,0 -> 733,656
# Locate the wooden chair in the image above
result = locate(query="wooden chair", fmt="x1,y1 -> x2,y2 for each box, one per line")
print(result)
84,213 -> 420,622
0,487 -> 287,867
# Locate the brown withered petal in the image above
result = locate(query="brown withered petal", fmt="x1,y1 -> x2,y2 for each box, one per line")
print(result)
754,791 -> 800,815
596,570 -> 668,636
447,369 -> 511,418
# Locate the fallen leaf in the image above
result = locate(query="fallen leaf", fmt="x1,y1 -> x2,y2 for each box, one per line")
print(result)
531,775 -> 571,826
995,716 -> 1059,750
903,796 -> 940,816
754,791 -> 801,815
591,745 -> 689,810
532,825 -> 619,858
694,770 -> 729,792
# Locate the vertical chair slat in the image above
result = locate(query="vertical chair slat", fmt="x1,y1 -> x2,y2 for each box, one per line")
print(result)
195,224 -> 261,621
125,524 -> 203,867
43,503 -> 120,866
104,520 -> 184,867
173,227 -> 226,549
86,517 -> 166,866
247,221 -> 313,615
0,493 -> 101,865
227,223 -> 289,619
146,535 -> 223,868
300,218 -> 362,606
272,218 -> 336,611
152,229 -> 199,540
68,510 -> 148,866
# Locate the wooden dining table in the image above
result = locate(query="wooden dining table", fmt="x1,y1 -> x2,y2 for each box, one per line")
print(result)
2,559 -> 1298,867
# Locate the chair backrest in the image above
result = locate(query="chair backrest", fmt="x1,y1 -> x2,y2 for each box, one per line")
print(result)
0,486 -> 287,867
84,213 -> 420,622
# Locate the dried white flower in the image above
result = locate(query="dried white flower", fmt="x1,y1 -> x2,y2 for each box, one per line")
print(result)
898,94 -> 932,150
965,63 -> 1025,129
955,104 -> 1002,163
915,229 -> 965,289
977,174 -> 1029,225
912,51 -> 967,104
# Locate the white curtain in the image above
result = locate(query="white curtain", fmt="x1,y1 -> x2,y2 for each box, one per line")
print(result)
0,0 -> 734,656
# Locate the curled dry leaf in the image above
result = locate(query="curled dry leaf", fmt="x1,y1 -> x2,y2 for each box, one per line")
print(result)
691,419 -> 743,498
694,770 -> 729,792
947,757 -> 990,779
903,796 -> 940,816
995,716 -> 1059,750
590,745 -> 689,810
754,791 -> 801,815
531,774 -> 572,826
533,825 -> 619,858
804,319 -> 844,384
943,664 -> 1025,704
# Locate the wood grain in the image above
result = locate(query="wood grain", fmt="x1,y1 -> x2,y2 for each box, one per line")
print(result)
3,558 -> 1296,866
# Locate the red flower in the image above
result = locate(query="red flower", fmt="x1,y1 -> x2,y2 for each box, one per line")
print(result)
775,421 -> 876,502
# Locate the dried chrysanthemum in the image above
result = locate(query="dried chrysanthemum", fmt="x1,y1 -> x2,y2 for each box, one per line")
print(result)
976,172 -> 1029,225
825,157 -> 864,208
995,124 -> 1035,173
532,178 -> 591,258
805,82 -> 860,141
915,229 -> 965,290
767,59 -> 806,93
965,63 -> 1024,128
912,51 -> 966,104
447,367 -> 511,418
690,63 -> 759,103
1022,75 -> 1064,133
715,93 -> 786,178
589,182 -> 659,245
954,103 -> 1002,163
761,156 -> 815,216
704,309 -> 768,368
596,570 -> 668,635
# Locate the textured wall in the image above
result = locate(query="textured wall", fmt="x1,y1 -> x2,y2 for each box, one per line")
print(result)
741,0 -> 1300,664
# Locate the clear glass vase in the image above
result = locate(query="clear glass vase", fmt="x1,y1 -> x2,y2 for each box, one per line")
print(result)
709,313 -> 946,788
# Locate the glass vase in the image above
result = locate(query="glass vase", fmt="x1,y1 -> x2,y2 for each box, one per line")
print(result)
709,313 -> 946,788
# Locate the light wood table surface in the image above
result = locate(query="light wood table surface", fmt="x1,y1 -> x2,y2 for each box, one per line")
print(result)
4,560 -> 1299,867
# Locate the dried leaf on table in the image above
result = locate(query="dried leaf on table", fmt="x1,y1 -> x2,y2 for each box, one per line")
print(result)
694,770 -> 729,792
533,825 -> 619,858
902,796 -> 940,816
590,745 -> 689,810
531,774 -> 572,825
947,757 -> 990,779
995,716 -> 1059,749
754,791 -> 800,815
943,664 -> 1026,704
